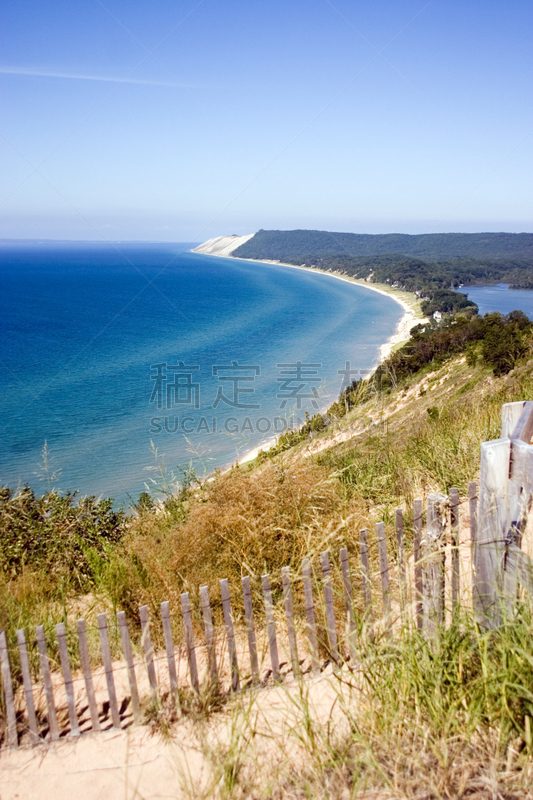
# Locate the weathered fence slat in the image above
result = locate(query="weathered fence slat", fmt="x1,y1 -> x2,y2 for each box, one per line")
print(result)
56,623 -> 80,737
475,437 -> 512,627
160,601 -> 179,700
97,614 -> 121,729
16,629 -> 40,745
339,547 -> 357,662
77,619 -> 101,731
241,577 -> 259,684
395,509 -> 407,620
301,558 -> 320,674
117,612 -> 141,722
449,487 -> 460,614
36,625 -> 60,741
413,499 -> 423,630
220,579 -> 240,692
422,494 -> 447,637
139,605 -> 158,694
0,631 -> 18,749
321,551 -> 340,665
200,587 -> 218,684
469,480 -> 478,594
281,567 -> 300,678
262,574 -> 280,682
376,523 -> 391,633
358,529 -> 373,625
181,593 -> 199,693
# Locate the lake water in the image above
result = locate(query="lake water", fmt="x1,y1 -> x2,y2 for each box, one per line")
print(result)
0,243 -> 403,504
457,283 -> 533,318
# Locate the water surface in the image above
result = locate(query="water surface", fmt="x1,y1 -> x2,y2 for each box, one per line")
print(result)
0,243 -> 403,503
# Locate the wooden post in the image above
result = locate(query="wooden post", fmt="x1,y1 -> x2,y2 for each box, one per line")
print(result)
36,625 -> 59,741
281,567 -> 300,678
474,437 -> 513,627
77,619 -> 101,731
339,547 -> 357,663
321,551 -> 340,665
117,612 -> 141,722
395,509 -> 407,621
359,529 -> 373,625
200,587 -> 218,684
16,629 -> 40,746
56,623 -> 80,737
262,574 -> 280,682
139,605 -> 158,694
181,593 -> 199,693
0,631 -> 18,749
413,499 -> 423,630
220,579 -> 240,692
241,577 -> 259,684
97,613 -> 121,729
449,487 -> 460,615
469,481 -> 478,607
301,558 -> 320,674
422,494 -> 447,638
376,523 -> 391,633
160,602 -> 179,700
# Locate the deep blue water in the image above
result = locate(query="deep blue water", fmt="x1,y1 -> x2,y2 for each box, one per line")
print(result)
457,283 -> 533,318
0,243 -> 403,505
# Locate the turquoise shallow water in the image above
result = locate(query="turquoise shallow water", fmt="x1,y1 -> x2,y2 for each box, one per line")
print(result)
0,242 -> 403,504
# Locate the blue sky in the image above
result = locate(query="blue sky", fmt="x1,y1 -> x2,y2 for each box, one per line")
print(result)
1,0 -> 532,241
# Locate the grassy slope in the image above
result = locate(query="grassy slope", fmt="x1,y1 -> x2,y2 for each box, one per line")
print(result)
2,355 -> 533,794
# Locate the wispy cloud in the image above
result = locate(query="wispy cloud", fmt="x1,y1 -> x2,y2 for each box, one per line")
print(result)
0,65 -> 186,88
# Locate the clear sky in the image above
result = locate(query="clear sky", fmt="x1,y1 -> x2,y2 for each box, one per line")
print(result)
1,0 -> 532,241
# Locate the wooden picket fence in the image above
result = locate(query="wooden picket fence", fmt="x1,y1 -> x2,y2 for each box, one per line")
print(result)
1,400 -> 532,750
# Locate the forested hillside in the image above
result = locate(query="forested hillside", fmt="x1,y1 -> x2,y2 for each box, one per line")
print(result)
233,229 -> 533,294
234,229 -> 533,261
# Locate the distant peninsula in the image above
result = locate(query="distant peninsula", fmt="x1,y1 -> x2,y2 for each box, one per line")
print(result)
194,229 -> 533,314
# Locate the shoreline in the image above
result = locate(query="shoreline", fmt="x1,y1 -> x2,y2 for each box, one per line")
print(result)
193,245 -> 426,468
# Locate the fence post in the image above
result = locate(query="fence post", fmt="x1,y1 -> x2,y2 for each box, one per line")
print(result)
413,499 -> 423,630
376,523 -> 391,634
220,579 -> 240,692
200,587 -> 218,685
339,547 -> 357,662
321,551 -> 340,665
16,629 -> 40,746
76,619 -> 101,732
139,606 -> 158,695
358,528 -> 373,626
181,593 -> 199,693
36,625 -> 59,741
301,558 -> 320,674
469,481 -> 477,576
160,602 -> 179,702
117,612 -> 141,722
449,487 -> 460,615
395,509 -> 407,622
262,574 -> 280,682
0,631 -> 18,749
241,577 -> 259,684
281,567 -> 300,678
422,494 -> 447,638
97,613 -> 121,729
56,623 -> 80,737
